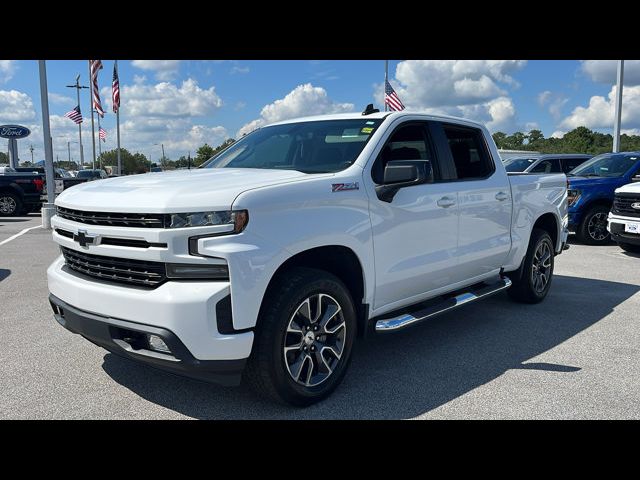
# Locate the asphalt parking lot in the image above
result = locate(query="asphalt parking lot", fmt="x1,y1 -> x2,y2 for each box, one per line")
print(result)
1,213 -> 640,419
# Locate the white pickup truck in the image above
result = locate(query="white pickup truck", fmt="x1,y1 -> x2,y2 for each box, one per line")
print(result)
47,109 -> 568,406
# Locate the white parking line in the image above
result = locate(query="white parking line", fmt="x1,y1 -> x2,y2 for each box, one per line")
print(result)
0,225 -> 42,247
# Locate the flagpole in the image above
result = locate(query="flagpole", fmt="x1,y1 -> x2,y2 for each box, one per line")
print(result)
66,75 -> 87,168
384,60 -> 389,112
88,60 -> 97,170
115,60 -> 122,176
96,110 -> 102,167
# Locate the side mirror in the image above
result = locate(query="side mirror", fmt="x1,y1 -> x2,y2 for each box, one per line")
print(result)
376,160 -> 433,203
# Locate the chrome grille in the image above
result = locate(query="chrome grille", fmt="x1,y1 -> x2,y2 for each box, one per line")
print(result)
56,206 -> 167,228
61,246 -> 167,288
612,194 -> 640,218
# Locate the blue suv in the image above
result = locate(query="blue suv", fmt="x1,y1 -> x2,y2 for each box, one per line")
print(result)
568,152 -> 640,244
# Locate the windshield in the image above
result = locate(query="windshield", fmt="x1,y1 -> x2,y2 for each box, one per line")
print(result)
569,153 -> 639,177
202,119 -> 384,173
77,170 -> 97,178
504,157 -> 538,172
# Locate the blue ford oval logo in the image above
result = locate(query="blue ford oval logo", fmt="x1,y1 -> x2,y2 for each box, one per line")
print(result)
0,125 -> 31,139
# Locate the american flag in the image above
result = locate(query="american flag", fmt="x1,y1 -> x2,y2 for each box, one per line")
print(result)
112,62 -> 120,113
64,105 -> 83,124
90,60 -> 105,117
99,127 -> 107,142
384,79 -> 405,111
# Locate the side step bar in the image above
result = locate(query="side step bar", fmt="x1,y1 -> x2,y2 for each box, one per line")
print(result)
375,277 -> 512,333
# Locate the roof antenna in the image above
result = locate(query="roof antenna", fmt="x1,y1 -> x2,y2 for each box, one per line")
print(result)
362,103 -> 379,115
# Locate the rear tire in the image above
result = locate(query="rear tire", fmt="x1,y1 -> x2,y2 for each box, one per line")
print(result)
577,205 -> 611,245
618,242 -> 640,254
245,267 -> 356,407
508,228 -> 555,304
0,192 -> 22,217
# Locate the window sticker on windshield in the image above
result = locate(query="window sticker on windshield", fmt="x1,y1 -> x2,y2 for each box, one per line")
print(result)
361,127 -> 374,134
365,121 -> 375,125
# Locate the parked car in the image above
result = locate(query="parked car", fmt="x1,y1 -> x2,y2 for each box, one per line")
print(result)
607,180 -> 640,253
0,169 -> 44,216
567,152 -> 640,244
48,110 -> 568,406
150,167 -> 163,173
503,154 -> 592,174
76,169 -> 108,180
15,166 -> 89,193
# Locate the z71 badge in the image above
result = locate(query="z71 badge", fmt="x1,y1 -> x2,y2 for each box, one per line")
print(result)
332,182 -> 359,192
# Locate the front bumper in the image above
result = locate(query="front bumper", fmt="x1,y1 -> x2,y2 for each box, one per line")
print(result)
49,294 -> 246,385
47,255 -> 254,361
608,213 -> 640,246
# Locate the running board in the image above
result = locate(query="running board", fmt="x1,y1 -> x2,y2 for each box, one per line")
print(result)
374,277 -> 512,333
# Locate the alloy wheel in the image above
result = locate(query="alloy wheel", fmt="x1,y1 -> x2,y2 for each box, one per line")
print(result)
0,196 -> 17,215
587,212 -> 609,241
283,293 -> 346,387
531,240 -> 552,293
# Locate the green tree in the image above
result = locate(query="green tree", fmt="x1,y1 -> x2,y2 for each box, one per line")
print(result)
0,151 -> 8,164
492,132 -> 507,149
194,144 -> 216,167
526,129 -> 545,149
98,148 -> 150,174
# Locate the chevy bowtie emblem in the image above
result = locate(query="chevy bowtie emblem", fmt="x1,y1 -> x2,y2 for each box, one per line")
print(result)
74,230 -> 96,247
631,202 -> 640,210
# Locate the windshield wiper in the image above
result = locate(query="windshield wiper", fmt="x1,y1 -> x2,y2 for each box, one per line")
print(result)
583,173 -> 601,177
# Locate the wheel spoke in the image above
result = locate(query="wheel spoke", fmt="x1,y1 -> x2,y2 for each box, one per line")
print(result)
284,292 -> 346,387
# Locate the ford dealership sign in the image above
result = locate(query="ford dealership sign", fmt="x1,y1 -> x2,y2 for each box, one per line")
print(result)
0,125 -> 31,139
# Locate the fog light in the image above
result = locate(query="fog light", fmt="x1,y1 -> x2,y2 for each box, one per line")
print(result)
147,334 -> 170,354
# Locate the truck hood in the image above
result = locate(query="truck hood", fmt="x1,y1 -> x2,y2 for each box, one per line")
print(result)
567,176 -> 620,190
55,168 -> 309,212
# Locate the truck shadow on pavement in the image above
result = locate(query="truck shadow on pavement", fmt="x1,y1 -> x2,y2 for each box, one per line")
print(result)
101,274 -> 639,419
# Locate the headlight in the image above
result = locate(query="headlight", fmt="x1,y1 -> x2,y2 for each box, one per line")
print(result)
168,209 -> 249,232
567,189 -> 581,207
166,263 -> 229,280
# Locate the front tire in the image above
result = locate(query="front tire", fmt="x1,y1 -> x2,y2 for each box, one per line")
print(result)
245,267 -> 356,407
618,242 -> 640,254
508,228 -> 555,304
0,192 -> 22,217
577,205 -> 611,245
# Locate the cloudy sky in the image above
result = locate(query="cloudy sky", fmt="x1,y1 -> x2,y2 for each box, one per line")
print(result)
0,59 -> 637,163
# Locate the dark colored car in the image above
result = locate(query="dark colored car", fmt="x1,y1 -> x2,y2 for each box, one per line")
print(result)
76,169 -> 108,180
15,166 -> 89,192
0,171 -> 44,216
503,154 -> 592,174
567,152 -> 640,244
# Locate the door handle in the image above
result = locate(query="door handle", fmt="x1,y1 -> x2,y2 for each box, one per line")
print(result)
437,196 -> 456,208
495,191 -> 509,201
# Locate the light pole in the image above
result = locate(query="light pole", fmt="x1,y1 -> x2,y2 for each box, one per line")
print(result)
29,144 -> 34,164
613,60 -> 625,153
66,75 -> 89,168
153,143 -> 165,167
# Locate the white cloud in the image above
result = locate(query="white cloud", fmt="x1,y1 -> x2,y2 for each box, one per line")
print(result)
371,60 -> 526,133
537,90 -> 568,120
382,60 -> 526,108
237,83 -> 354,136
230,65 -> 250,75
0,60 -> 16,84
525,122 -> 540,131
49,93 -> 74,106
560,85 -> 640,131
104,78 -> 222,118
581,60 -> 640,86
538,90 -> 552,106
131,60 -> 181,81
0,90 -> 36,122
551,130 -> 565,138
